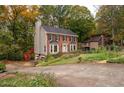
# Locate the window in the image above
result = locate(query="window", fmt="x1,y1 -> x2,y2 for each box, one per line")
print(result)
70,36 -> 73,42
50,44 -> 59,54
63,35 -> 67,41
48,34 -> 53,41
74,37 -> 76,42
51,45 -> 52,52
69,36 -> 71,41
74,45 -> 76,50
72,37 -> 74,41
54,45 -> 57,52
55,35 -> 59,41
71,45 -> 73,51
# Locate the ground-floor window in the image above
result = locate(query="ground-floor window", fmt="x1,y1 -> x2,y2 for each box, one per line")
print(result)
50,44 -> 59,54
54,45 -> 57,52
70,44 -> 77,51
51,45 -> 53,53
74,45 -> 76,50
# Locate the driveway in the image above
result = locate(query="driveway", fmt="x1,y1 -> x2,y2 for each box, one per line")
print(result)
7,63 -> 124,87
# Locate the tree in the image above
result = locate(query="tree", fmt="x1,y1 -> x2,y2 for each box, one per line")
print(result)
68,6 -> 95,41
0,5 -> 41,51
96,5 -> 124,45
40,5 -> 95,42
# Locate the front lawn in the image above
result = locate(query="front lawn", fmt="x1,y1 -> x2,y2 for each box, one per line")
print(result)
82,52 -> 119,61
0,73 -> 57,87
37,53 -> 80,66
107,55 -> 124,63
37,51 -> 120,66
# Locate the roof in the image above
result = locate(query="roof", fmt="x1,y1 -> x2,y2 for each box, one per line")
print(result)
42,26 -> 77,36
82,35 -> 111,43
82,35 -> 103,43
89,36 -> 101,42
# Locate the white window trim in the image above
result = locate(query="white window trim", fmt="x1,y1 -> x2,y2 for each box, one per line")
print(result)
70,44 -> 77,52
62,43 -> 68,52
49,34 -> 53,41
49,44 -> 59,54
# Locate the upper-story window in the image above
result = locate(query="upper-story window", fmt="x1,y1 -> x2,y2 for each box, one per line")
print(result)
48,34 -> 53,41
63,35 -> 67,41
74,37 -> 76,42
69,36 -> 71,41
55,35 -> 60,41
70,36 -> 73,42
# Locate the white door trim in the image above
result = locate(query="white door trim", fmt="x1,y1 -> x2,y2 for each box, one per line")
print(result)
62,43 -> 68,52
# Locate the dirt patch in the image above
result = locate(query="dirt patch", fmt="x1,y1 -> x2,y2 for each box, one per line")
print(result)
3,60 -> 35,71
0,73 -> 16,79
96,60 -> 107,63
10,63 -> 124,87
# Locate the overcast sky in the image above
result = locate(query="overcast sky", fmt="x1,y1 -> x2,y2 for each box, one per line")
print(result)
84,5 -> 99,17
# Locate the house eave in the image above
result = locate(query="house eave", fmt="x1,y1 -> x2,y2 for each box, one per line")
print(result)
46,32 -> 78,37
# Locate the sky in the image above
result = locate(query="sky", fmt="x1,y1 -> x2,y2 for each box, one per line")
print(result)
84,5 -> 99,16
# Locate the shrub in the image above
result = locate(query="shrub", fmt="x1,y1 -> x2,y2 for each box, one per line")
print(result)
0,44 -> 23,61
108,45 -> 122,51
7,44 -> 23,61
53,52 -> 63,58
0,54 -> 6,60
107,55 -> 124,63
30,53 -> 35,60
0,44 -> 9,60
78,57 -> 82,63
45,54 -> 54,62
0,62 -> 6,73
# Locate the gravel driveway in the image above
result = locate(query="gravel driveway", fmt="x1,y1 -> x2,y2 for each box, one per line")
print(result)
7,63 -> 124,87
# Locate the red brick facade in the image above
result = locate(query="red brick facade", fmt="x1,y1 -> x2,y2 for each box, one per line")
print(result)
46,33 -> 78,54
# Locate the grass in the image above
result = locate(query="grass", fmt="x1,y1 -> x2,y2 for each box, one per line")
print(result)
37,54 -> 80,66
0,73 -> 57,87
82,52 -> 119,62
107,55 -> 124,63
37,51 -> 120,66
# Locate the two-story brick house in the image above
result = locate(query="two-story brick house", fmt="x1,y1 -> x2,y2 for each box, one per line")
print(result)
34,20 -> 78,58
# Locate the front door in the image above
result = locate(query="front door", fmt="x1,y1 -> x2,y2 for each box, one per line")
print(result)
62,44 -> 68,52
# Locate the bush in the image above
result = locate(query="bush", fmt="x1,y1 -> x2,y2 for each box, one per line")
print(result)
53,52 -> 63,58
0,62 -> 6,73
107,55 -> 124,63
108,45 -> 122,51
0,54 -> 6,60
0,44 -> 23,61
77,57 -> 82,63
7,44 -> 23,61
0,44 -> 9,60
45,54 -> 55,62
30,53 -> 35,60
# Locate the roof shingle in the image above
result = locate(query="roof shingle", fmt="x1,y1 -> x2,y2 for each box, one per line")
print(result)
42,26 -> 77,36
